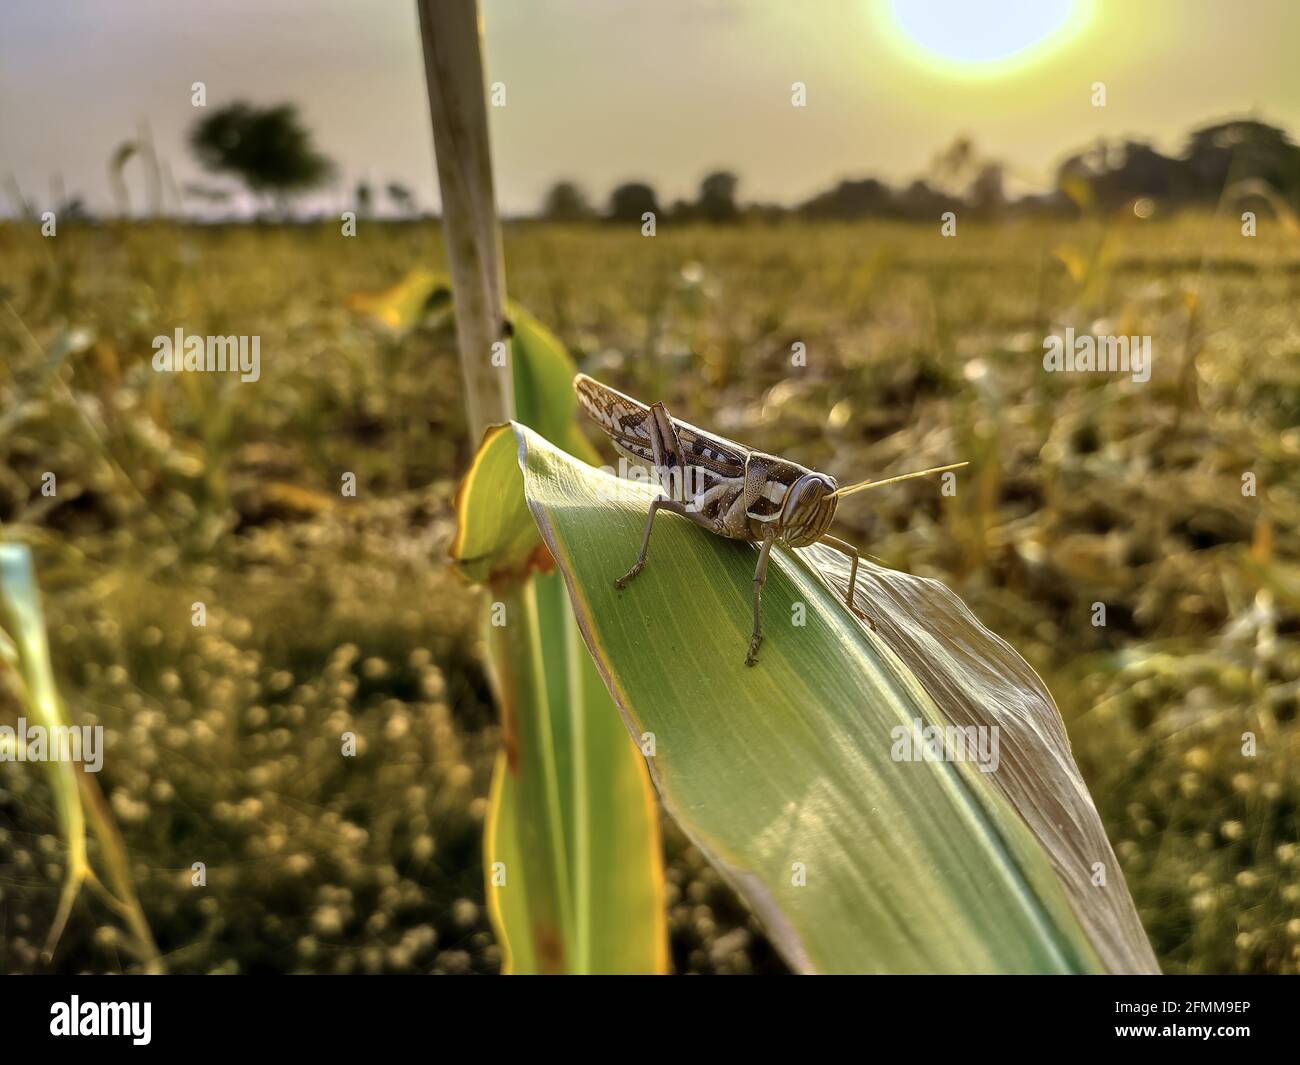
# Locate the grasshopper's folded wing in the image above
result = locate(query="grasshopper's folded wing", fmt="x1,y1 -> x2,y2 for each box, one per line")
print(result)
573,374 -> 747,477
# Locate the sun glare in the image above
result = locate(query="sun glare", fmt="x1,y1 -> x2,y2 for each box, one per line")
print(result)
887,0 -> 1088,72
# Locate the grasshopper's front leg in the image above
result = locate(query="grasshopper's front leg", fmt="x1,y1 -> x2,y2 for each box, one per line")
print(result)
746,531 -> 776,666
819,533 -> 876,632
615,497 -> 687,588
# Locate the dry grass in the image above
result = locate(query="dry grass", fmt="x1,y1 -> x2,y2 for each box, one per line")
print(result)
0,215 -> 1296,972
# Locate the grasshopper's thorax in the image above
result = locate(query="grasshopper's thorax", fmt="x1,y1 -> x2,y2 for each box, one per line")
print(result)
777,472 -> 838,547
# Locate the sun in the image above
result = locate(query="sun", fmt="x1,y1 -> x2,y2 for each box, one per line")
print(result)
887,0 -> 1089,72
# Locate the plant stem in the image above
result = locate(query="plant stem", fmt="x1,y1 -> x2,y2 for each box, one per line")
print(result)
416,0 -> 513,440
417,0 -> 575,969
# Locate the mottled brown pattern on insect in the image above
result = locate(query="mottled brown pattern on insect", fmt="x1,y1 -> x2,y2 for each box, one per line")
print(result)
574,374 -> 965,666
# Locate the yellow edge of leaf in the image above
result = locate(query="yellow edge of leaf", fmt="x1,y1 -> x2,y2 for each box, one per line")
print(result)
483,746 -> 514,976
449,423 -> 513,565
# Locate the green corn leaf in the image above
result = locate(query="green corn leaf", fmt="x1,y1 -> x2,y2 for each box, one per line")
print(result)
0,544 -> 89,960
806,541 -> 1158,974
451,302 -> 667,973
0,544 -> 162,971
511,421 -> 1158,974
482,565 -> 668,974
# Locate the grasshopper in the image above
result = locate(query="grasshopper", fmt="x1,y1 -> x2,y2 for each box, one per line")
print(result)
574,373 -> 967,665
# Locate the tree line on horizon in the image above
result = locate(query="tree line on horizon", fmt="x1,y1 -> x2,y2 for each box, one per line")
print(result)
10,103 -> 1299,224
542,116 -> 1300,224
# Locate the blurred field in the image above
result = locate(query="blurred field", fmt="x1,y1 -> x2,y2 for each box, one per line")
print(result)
0,216 -> 1297,974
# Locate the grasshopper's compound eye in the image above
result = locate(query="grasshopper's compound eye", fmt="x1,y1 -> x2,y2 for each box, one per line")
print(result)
780,473 -> 837,546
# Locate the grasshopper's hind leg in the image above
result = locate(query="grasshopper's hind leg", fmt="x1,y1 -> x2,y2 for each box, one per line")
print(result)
616,498 -> 687,589
616,398 -> 691,589
746,532 -> 777,666
819,534 -> 875,632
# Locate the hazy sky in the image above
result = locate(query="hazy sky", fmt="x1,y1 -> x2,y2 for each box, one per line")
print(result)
2,0 -> 1299,217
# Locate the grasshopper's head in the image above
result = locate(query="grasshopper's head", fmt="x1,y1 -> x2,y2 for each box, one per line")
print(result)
779,472 -> 838,547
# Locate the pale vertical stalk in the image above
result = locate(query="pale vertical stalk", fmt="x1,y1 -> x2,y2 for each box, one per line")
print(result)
416,0 -> 514,440
137,120 -> 163,218
4,173 -> 32,220
417,0 -> 574,968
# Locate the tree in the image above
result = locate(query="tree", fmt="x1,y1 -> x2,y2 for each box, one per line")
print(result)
606,182 -> 659,223
1051,121 -> 1300,213
968,163 -> 1005,215
188,102 -> 333,213
386,182 -> 417,216
799,177 -> 893,219
931,135 -> 979,193
541,180 -> 594,221
696,170 -> 739,222
1181,120 -> 1300,202
894,179 -> 960,221
355,181 -> 373,216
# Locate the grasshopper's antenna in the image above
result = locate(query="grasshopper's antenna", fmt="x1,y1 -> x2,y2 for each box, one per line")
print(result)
829,461 -> 969,500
